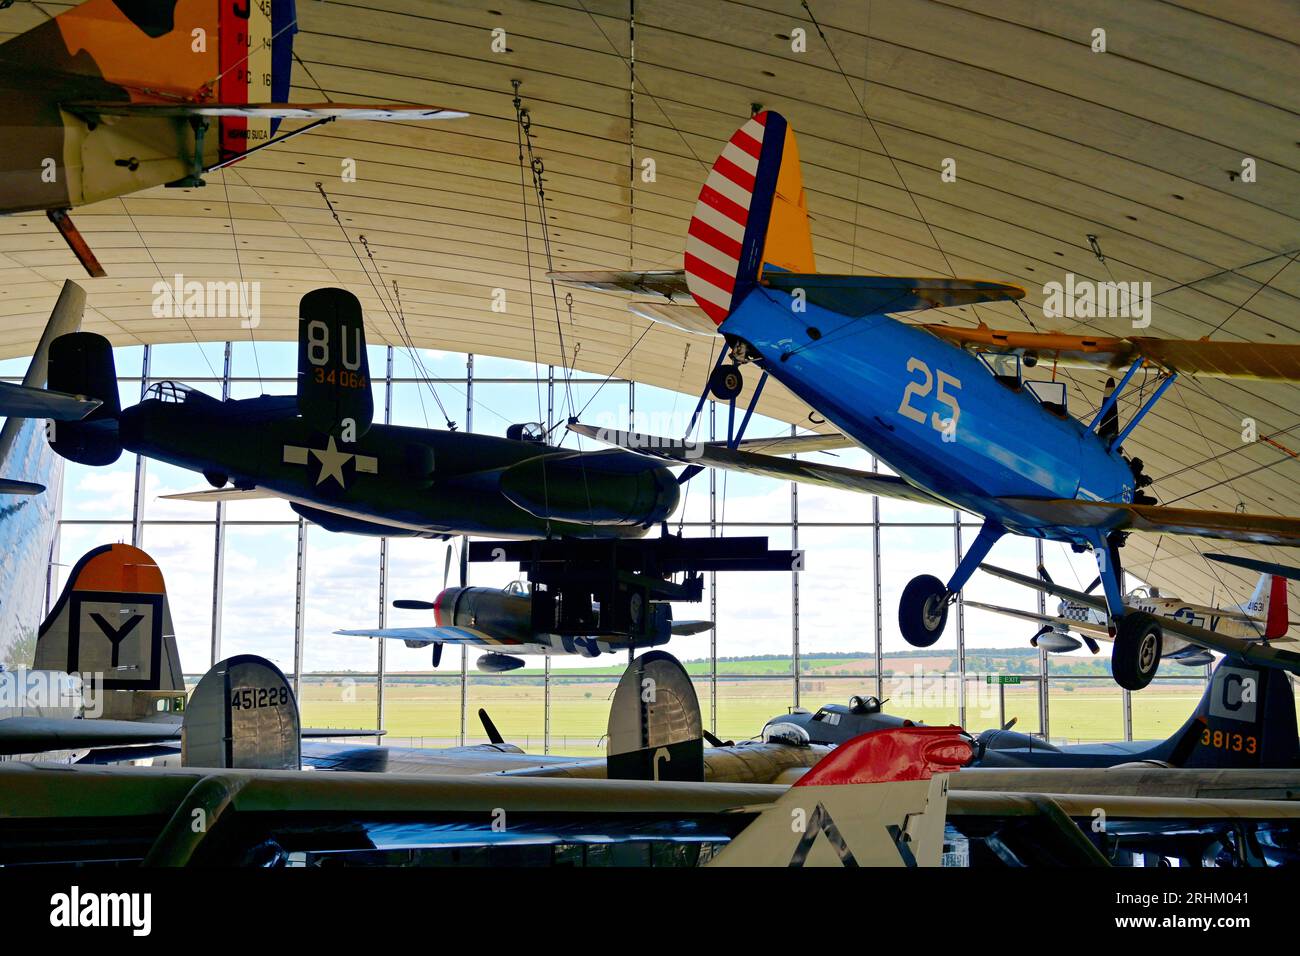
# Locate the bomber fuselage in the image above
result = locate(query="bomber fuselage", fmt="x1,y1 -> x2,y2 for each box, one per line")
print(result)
119,387 -> 679,539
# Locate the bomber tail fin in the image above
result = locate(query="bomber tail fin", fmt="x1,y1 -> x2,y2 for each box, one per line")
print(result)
708,726 -> 970,867
34,544 -> 184,698
1154,656 -> 1299,768
296,288 -> 374,439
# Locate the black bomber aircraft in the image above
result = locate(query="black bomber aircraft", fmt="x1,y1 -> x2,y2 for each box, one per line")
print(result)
26,287 -> 684,541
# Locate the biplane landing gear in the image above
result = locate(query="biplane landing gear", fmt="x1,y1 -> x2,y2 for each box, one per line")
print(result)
1111,612 -> 1162,691
899,574 -> 950,647
1086,528 -> 1161,690
899,518 -> 1006,648
709,362 -> 744,400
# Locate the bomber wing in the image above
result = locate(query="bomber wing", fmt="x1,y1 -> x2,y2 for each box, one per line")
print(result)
568,423 -> 946,507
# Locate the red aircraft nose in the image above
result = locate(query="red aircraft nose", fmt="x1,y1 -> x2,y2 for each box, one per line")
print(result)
433,588 -> 449,627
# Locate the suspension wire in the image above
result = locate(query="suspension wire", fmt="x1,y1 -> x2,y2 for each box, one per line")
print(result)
314,180 -> 457,430
218,168 -> 263,386
120,201 -> 220,378
801,1 -> 976,315
510,88 -> 599,526
1156,420 -> 1300,483
1206,249 -> 1299,337
513,88 -> 548,431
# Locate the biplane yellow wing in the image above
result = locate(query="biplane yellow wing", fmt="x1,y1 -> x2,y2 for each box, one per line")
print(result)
998,498 -> 1300,547
924,326 -> 1300,382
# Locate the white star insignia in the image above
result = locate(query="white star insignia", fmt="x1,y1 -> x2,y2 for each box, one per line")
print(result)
283,437 -> 378,489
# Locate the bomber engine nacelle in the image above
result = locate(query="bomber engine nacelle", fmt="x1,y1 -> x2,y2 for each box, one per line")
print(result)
498,455 -> 679,526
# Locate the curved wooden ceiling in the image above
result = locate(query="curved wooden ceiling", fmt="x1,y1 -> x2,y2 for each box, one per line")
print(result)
2,0 -> 1298,608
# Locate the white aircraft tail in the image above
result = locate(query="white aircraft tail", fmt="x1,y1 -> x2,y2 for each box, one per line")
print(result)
708,726 -> 971,867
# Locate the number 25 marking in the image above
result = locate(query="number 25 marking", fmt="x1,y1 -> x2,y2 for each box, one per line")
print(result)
897,357 -> 961,434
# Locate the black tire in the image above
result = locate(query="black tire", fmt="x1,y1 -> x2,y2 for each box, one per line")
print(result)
899,574 -> 949,648
1112,612 -> 1162,691
709,363 -> 744,400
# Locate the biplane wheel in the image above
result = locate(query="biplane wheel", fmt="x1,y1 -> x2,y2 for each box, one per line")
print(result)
709,363 -> 744,400
899,574 -> 949,648
1112,612 -> 1162,691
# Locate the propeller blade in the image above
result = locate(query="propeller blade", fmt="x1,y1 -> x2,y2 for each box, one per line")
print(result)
1030,625 -> 1051,647
443,543 -> 453,590
1084,576 -> 1101,594
478,707 -> 505,745
1081,634 -> 1101,655
431,642 -> 444,668
702,729 -> 733,748
393,599 -> 436,610
1036,563 -> 1055,586
1001,716 -> 1018,731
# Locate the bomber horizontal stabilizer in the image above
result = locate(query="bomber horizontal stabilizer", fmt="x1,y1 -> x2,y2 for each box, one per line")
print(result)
66,102 -> 467,121
980,563 -> 1300,675
568,423 -> 945,506
0,716 -> 180,756
998,497 -> 1300,547
0,380 -> 100,420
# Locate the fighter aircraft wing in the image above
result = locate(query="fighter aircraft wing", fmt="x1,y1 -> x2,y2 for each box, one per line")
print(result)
925,326 -> 1300,382
0,380 -> 101,420
67,102 -> 467,121
998,498 -> 1300,547
962,601 -> 1111,637
334,626 -> 519,647
568,423 -> 947,506
980,563 -> 1300,675
0,716 -> 180,756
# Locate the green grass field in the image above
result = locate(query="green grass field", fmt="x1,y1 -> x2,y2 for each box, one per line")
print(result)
299,677 -> 1211,757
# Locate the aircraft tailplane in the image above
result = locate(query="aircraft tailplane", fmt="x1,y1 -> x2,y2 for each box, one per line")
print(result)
34,544 -> 184,701
296,288 -> 374,439
1153,655 -> 1299,768
685,111 -> 815,325
1243,572 -> 1290,639
46,331 -> 122,465
708,726 -> 970,867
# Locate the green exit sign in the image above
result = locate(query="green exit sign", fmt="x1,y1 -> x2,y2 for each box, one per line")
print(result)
986,675 -> 1022,685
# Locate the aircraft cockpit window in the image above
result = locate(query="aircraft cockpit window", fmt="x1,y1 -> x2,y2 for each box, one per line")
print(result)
978,352 -> 1022,389
506,422 -> 547,443
145,381 -> 197,404
1025,380 -> 1067,416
